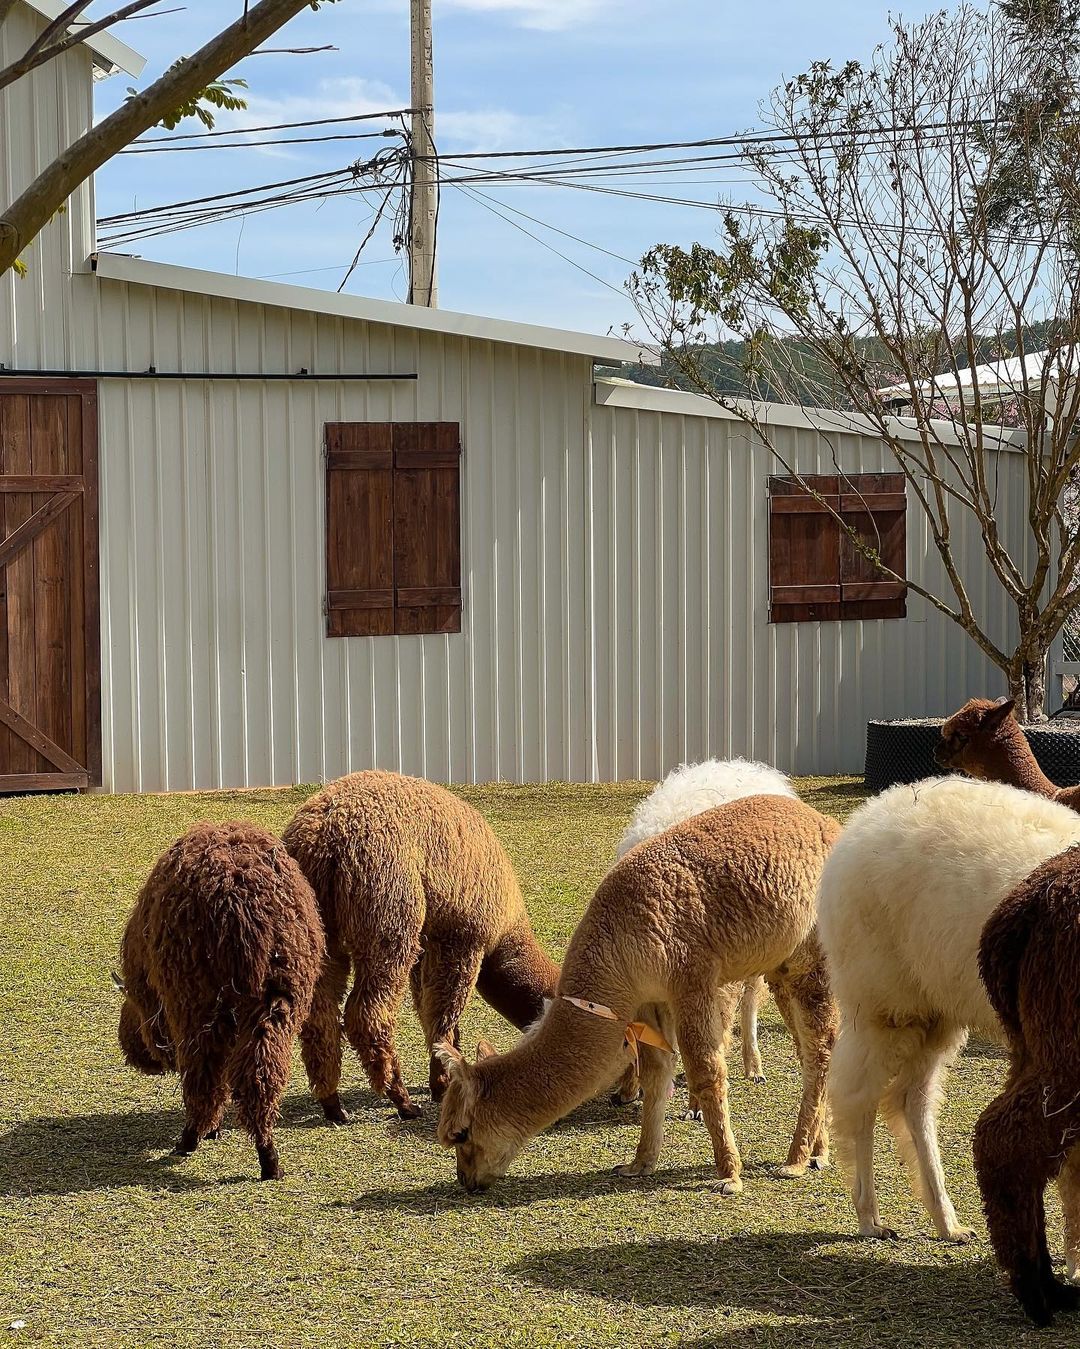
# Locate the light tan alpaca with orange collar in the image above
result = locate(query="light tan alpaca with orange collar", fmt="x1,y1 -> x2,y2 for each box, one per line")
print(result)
936,697 -> 1080,810
436,794 -> 840,1194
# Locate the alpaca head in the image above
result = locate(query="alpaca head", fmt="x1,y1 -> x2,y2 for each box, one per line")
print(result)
435,1040 -> 524,1192
935,697 -> 1019,777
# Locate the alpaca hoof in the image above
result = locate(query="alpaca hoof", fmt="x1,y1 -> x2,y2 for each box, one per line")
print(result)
319,1094 -> 350,1126
257,1144 -> 281,1181
682,1108 -> 703,1123
175,1127 -> 199,1156
614,1161 -> 655,1178
861,1223 -> 900,1240
746,1073 -> 766,1086
776,1162 -> 808,1179
205,1128 -> 221,1141
396,1101 -> 423,1120
717,1177 -> 743,1197
942,1226 -> 977,1245
808,1155 -> 830,1171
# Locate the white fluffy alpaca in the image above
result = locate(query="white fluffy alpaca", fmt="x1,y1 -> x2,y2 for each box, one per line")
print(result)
818,775 -> 1080,1251
617,759 -> 797,1086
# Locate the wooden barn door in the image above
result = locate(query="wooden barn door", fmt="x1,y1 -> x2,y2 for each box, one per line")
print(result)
0,379 -> 100,792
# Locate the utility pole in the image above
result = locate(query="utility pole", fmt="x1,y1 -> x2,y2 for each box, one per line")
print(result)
408,0 -> 438,307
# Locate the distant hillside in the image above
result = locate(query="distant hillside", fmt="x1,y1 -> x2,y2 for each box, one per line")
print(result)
613,322 -> 1060,410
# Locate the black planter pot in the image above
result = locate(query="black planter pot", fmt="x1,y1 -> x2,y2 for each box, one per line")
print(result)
864,717 -> 1080,792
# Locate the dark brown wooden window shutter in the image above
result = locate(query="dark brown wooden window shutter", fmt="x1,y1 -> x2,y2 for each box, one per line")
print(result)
325,422 -> 462,637
768,473 -> 907,623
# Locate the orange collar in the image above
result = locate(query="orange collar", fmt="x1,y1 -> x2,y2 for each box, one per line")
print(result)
562,995 -> 673,1067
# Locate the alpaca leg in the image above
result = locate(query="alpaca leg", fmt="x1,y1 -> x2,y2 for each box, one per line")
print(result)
828,1019 -> 903,1238
614,1004 -> 677,1178
672,983 -> 743,1195
974,1079 -> 1078,1325
884,1023 -> 972,1242
417,943 -> 484,1102
773,968 -> 837,1178
342,950 -> 421,1119
229,1000 -> 297,1182
299,946 -> 352,1124
1059,1143 -> 1080,1282
175,1024 -> 232,1157
740,977 -> 767,1084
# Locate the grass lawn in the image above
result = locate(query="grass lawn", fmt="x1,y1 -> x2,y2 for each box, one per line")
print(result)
0,775 -> 1066,1347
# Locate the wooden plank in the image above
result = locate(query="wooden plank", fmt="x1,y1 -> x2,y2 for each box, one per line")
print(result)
0,378 -> 97,396
839,492 -> 907,513
393,424 -> 462,636
30,394 -> 73,764
80,384 -> 101,786
0,696 -> 85,773
325,426 -> 395,638
1,393 -> 42,774
327,588 -> 393,610
770,584 -> 843,604
0,772 -> 88,792
768,494 -> 841,515
0,395 -> 16,774
397,585 -> 462,607
0,491 -> 79,572
841,581 -> 908,602
0,476 -> 85,493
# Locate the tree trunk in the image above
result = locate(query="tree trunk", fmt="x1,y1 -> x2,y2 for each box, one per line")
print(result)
1007,646 -> 1050,722
0,0 -> 325,277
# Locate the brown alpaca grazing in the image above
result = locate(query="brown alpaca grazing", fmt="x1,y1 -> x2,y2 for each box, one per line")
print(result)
973,850 -> 1080,1326
283,771 -> 560,1122
436,795 -> 840,1194
936,697 -> 1080,809
118,822 -> 324,1180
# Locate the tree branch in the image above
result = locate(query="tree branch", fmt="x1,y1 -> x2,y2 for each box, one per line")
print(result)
0,1 -> 163,96
0,0 -> 330,276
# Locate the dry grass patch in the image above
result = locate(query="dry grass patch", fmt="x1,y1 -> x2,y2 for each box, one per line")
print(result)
0,777 -> 1064,1346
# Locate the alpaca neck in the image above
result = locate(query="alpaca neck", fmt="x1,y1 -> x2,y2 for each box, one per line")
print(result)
998,729 -> 1058,798
481,999 -> 631,1138
476,919 -> 561,1031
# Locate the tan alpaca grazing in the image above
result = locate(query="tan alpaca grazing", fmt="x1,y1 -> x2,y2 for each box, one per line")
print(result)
936,697 -> 1080,810
283,771 -> 560,1122
436,795 -> 840,1194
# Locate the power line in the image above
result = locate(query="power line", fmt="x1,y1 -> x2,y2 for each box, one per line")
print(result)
132,107 -> 416,144
121,128 -> 405,154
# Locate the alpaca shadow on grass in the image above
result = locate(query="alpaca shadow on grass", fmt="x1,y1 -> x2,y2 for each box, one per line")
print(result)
346,1160 -> 790,1217
0,1105 -> 237,1197
510,1231 -> 1041,1346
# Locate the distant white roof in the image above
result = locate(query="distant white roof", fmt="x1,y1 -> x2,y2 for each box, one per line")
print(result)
91,252 -> 659,366
20,0 -> 146,79
876,349 -> 1068,405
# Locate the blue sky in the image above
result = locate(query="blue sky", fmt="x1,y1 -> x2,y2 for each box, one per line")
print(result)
90,0 -> 934,334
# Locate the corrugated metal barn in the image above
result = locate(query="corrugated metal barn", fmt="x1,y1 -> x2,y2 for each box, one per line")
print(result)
0,0 -> 1043,792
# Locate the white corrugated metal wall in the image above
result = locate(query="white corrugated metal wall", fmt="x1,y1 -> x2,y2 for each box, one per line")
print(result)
589,381 -> 1035,777
83,281 -> 594,791
0,8 -> 1050,788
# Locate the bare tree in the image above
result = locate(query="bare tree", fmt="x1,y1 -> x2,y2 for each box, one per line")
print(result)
0,0 -> 337,278
631,2 -> 1080,720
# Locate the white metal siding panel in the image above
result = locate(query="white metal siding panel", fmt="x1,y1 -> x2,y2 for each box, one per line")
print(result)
587,400 -> 1026,778
79,279 -> 591,791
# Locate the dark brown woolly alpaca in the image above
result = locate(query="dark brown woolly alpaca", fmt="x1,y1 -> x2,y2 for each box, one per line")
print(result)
973,850 -> 1080,1325
936,698 -> 1080,810
118,822 -> 325,1180
283,771 -> 560,1122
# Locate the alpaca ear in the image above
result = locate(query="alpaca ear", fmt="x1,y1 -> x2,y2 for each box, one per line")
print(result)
475,1038 -> 497,1061
433,1041 -> 470,1078
982,698 -> 1016,730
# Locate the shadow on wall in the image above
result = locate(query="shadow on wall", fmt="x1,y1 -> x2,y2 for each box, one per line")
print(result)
508,1232 -> 1032,1346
